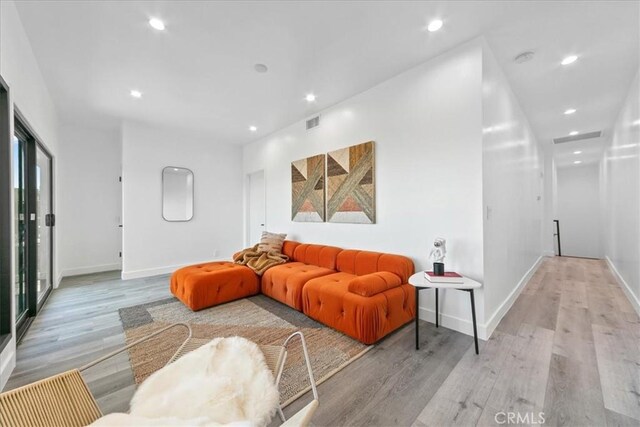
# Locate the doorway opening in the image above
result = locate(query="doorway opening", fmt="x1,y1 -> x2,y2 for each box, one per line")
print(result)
556,163 -> 601,259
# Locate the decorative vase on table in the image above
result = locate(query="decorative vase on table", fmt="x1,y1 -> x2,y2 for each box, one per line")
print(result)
429,238 -> 447,276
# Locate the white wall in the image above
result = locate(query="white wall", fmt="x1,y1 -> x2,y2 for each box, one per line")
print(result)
0,0 -> 60,390
603,71 -> 640,313
58,124 -> 121,278
557,164 -> 602,258
480,41 -> 544,337
243,40 -> 486,336
121,121 -> 243,279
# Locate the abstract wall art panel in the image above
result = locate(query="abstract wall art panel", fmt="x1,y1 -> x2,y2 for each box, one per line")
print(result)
327,141 -> 375,224
291,154 -> 326,222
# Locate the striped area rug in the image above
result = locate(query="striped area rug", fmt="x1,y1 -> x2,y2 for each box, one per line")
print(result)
118,295 -> 372,406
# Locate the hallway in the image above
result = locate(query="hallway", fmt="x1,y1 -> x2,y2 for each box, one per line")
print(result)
415,256 -> 640,426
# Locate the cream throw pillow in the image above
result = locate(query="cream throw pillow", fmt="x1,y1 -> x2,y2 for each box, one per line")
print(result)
257,231 -> 286,253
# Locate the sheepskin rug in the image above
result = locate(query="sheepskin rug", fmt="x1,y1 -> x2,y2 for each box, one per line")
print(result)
92,336 -> 280,427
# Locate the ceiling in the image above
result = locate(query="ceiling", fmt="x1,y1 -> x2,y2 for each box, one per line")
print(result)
14,1 -> 639,155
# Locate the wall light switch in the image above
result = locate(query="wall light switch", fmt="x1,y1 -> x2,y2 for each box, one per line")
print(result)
213,249 -> 219,258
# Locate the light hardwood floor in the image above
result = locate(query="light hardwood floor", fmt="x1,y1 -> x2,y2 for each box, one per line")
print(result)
5,257 -> 640,426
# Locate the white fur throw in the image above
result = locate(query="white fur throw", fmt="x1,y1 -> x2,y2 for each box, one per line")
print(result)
91,337 -> 280,427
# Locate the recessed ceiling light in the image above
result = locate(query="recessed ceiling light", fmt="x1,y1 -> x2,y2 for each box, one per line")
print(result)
249,126 -> 257,132
574,160 -> 582,164
561,55 -> 578,65
574,150 -> 582,154
569,131 -> 579,136
130,90 -> 142,98
564,108 -> 576,115
305,93 -> 316,102
149,18 -> 165,31
427,19 -> 443,32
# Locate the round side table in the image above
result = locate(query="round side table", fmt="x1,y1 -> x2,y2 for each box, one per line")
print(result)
408,272 -> 481,354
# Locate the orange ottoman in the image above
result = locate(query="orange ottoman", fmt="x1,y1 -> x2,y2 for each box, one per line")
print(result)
170,262 -> 259,311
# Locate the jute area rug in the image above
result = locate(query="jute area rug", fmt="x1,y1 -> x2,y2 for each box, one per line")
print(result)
118,295 -> 372,406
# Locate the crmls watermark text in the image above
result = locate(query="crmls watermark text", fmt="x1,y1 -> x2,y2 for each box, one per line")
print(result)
494,411 -> 546,425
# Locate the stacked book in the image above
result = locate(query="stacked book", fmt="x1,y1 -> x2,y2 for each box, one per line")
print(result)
424,271 -> 464,284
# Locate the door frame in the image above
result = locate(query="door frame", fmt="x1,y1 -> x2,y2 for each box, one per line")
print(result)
13,107 -> 54,341
34,141 -> 54,311
245,170 -> 266,247
0,75 -> 11,353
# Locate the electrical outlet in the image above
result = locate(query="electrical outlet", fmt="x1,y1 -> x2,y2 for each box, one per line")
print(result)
213,249 -> 219,258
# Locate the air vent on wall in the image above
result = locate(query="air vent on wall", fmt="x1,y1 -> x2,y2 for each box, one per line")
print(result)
553,131 -> 602,144
306,115 -> 320,130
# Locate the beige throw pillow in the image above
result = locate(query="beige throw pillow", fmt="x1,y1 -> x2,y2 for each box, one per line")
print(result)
257,231 -> 287,253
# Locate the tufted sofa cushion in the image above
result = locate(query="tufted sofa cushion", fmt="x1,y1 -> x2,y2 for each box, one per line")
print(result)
290,243 -> 342,270
302,272 -> 415,344
348,271 -> 403,297
281,240 -> 301,259
336,249 -> 414,283
261,262 -> 336,311
170,262 -> 260,311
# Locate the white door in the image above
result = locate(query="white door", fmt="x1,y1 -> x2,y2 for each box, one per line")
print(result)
247,170 -> 265,246
557,164 -> 601,258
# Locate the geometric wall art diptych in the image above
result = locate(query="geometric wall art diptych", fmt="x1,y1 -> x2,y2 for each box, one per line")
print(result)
326,141 -> 375,223
291,154 -> 326,222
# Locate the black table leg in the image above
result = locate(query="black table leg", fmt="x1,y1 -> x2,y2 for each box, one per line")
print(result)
415,287 -> 420,350
435,288 -> 439,328
470,289 -> 479,355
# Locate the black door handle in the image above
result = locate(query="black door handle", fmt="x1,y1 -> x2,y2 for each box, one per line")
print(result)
45,214 -> 55,227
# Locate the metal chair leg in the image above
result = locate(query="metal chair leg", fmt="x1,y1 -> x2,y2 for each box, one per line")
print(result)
277,331 -> 319,423
80,323 -> 192,372
277,405 -> 286,422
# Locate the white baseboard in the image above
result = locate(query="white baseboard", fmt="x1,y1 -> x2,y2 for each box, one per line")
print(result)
482,255 -> 544,339
418,255 -> 545,341
543,250 -> 556,257
605,256 -> 640,316
0,338 -> 16,391
61,263 -> 122,278
418,306 -> 481,339
121,259 -> 228,280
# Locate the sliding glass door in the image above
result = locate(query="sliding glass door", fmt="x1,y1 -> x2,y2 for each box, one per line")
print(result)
36,144 -> 53,303
13,115 -> 54,337
13,133 -> 28,328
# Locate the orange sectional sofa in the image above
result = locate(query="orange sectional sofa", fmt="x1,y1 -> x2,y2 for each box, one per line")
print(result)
170,240 -> 415,344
